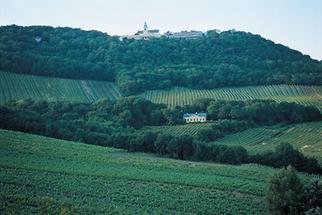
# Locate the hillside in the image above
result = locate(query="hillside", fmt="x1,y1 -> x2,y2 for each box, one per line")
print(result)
1,25 -> 321,95
141,85 -> 322,109
0,71 -> 121,104
0,129 -> 320,214
1,71 -> 321,110
210,121 -> 322,162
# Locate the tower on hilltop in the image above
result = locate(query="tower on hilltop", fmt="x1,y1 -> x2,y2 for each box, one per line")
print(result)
144,21 -> 148,31
122,21 -> 160,40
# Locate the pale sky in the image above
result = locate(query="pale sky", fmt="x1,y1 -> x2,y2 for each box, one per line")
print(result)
1,0 -> 322,60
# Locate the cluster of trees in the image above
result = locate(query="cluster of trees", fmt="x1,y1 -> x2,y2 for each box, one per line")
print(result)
251,143 -> 322,174
196,119 -> 251,142
105,134 -> 322,174
185,98 -> 321,124
2,98 -> 320,145
1,25 -> 321,95
0,97 -> 184,147
267,166 -> 322,214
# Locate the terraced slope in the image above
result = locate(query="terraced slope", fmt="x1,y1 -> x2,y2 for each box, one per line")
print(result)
140,85 -> 322,108
2,129 -> 320,214
210,121 -> 322,161
0,71 -> 121,104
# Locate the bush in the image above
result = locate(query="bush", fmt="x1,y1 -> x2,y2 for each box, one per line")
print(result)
267,167 -> 322,214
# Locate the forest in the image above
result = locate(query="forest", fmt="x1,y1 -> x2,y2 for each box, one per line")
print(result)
1,25 -> 322,95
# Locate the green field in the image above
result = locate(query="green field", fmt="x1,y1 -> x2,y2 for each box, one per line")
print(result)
209,121 -> 322,161
140,85 -> 322,108
1,71 -> 322,110
1,129 -> 320,214
0,71 -> 121,104
144,123 -> 216,137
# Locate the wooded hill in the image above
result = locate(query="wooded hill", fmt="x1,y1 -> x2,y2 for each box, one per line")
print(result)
0,25 -> 321,95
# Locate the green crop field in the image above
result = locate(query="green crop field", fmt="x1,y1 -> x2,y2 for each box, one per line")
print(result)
0,71 -> 122,104
144,123 -> 216,137
1,71 -> 322,110
210,121 -> 322,162
1,129 -> 320,214
140,85 -> 322,109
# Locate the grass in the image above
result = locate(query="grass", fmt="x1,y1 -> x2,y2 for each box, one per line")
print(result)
1,129 -> 320,214
0,71 -> 121,104
140,85 -> 322,109
210,121 -> 322,162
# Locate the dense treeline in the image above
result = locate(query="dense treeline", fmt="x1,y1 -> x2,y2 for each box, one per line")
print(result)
0,98 -> 321,173
0,97 -> 182,144
251,143 -> 322,174
0,97 -> 174,128
0,97 -> 320,143
1,25 -> 321,95
1,97 -> 320,143
184,98 -> 321,124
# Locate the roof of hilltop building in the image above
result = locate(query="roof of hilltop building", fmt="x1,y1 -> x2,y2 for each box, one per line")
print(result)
183,113 -> 207,118
121,21 -> 204,40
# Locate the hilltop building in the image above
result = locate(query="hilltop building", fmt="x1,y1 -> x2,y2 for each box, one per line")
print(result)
183,113 -> 207,123
121,22 -> 205,40
122,21 -> 161,40
165,30 -> 205,39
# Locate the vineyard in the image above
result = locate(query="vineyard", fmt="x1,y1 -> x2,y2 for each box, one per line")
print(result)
2,129 -> 320,214
0,71 -> 121,104
1,71 -> 322,110
144,123 -> 216,137
211,121 -> 322,162
140,85 -> 322,109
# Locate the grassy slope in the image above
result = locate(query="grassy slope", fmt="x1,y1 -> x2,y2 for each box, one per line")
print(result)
1,129 -> 320,214
0,71 -> 121,104
210,121 -> 322,161
140,86 -> 322,109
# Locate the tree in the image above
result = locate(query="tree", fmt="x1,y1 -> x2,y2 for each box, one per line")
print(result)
166,135 -> 194,160
154,134 -> 173,156
217,146 -> 246,165
303,180 -> 322,214
196,128 -> 222,142
266,166 -> 304,215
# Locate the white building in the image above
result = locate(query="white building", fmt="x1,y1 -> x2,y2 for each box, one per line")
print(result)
165,30 -> 205,39
183,113 -> 207,123
122,21 -> 161,40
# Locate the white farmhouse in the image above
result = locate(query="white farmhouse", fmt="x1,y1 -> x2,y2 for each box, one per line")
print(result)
183,113 -> 207,123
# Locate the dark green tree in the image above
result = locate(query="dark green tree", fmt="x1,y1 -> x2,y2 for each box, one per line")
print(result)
266,166 -> 304,215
